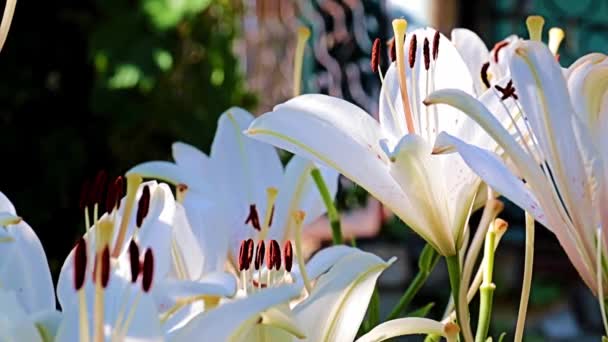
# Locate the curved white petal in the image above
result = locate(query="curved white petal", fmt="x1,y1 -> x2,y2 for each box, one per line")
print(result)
434,132 -> 546,225
356,317 -> 451,342
0,191 -> 16,214
172,142 -> 211,179
181,191 -> 229,275
211,107 -> 284,257
387,134 -> 454,255
127,161 -> 194,189
0,289 -> 43,341
168,284 -> 301,341
0,219 -> 55,314
56,275 -> 163,342
247,95 -> 425,247
271,156 -> 339,242
451,28 -> 490,95
292,249 -> 395,342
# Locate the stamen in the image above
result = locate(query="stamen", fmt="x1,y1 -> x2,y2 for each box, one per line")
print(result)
408,34 -> 417,68
266,240 -> 276,270
75,237 -> 90,342
432,30 -> 440,60
492,41 -> 509,63
270,240 -> 282,270
112,174 -> 143,257
283,241 -> 293,272
142,249 -> 154,293
423,37 -> 430,70
176,184 -> 188,203
128,240 -> 140,283
526,15 -> 545,41
371,37 -> 381,74
79,179 -> 91,211
105,179 -> 117,215
481,62 -> 491,89
245,204 -> 261,231
494,80 -> 518,101
135,185 -> 150,228
548,27 -> 565,56
391,19 -> 416,134
387,37 -> 396,62
255,240 -> 265,271
238,240 -> 247,271
293,26 -> 311,97
293,211 -> 312,293
74,237 -> 88,291
246,238 -> 254,271
260,187 -> 279,239
100,246 -> 110,288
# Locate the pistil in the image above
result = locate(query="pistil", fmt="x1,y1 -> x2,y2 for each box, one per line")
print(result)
293,211 -> 312,294
112,174 -> 143,257
392,19 -> 416,134
293,26 -> 311,97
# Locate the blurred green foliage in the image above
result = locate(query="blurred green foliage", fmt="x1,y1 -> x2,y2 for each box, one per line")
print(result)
0,0 -> 255,279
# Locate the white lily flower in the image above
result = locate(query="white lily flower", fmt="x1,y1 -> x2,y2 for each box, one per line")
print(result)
424,41 -> 606,295
0,191 -> 56,315
171,245 -> 395,342
127,107 -> 338,265
56,180 -> 237,335
246,22 -> 498,257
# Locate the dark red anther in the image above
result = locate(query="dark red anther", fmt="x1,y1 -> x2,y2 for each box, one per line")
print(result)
254,240 -> 266,270
245,238 -> 254,271
113,176 -> 124,211
74,237 -> 87,291
495,80 -> 518,101
136,185 -> 151,228
100,245 -> 111,288
245,204 -> 261,231
492,41 -> 509,63
269,240 -> 281,270
432,30 -> 440,60
238,240 -> 247,271
92,170 -> 107,206
142,249 -> 154,293
423,38 -> 430,70
408,34 -> 417,68
371,38 -> 381,74
128,240 -> 140,283
268,205 -> 275,228
283,241 -> 293,272
388,37 -> 396,63
481,62 -> 491,89
79,179 -> 90,211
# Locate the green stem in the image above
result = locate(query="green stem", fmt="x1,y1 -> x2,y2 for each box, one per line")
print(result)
446,255 -> 464,340
310,168 -> 342,245
386,244 -> 440,320
475,228 -> 497,342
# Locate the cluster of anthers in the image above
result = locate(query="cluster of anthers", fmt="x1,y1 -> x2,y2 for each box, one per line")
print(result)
74,170 -> 161,342
237,238 -> 293,293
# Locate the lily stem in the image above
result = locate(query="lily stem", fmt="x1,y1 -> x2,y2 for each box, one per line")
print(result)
310,168 -> 342,245
445,254 -> 466,342
386,244 -> 440,320
514,212 -> 535,342
475,226 -> 497,342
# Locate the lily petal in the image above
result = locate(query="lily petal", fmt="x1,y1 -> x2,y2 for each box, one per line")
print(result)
0,219 -> 55,314
292,249 -> 395,342
127,161 -> 194,190
211,107 -> 283,257
247,95 -> 425,247
451,28 -> 490,95
356,317 -> 453,342
0,289 -> 44,341
169,284 -> 301,341
0,191 -> 16,215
